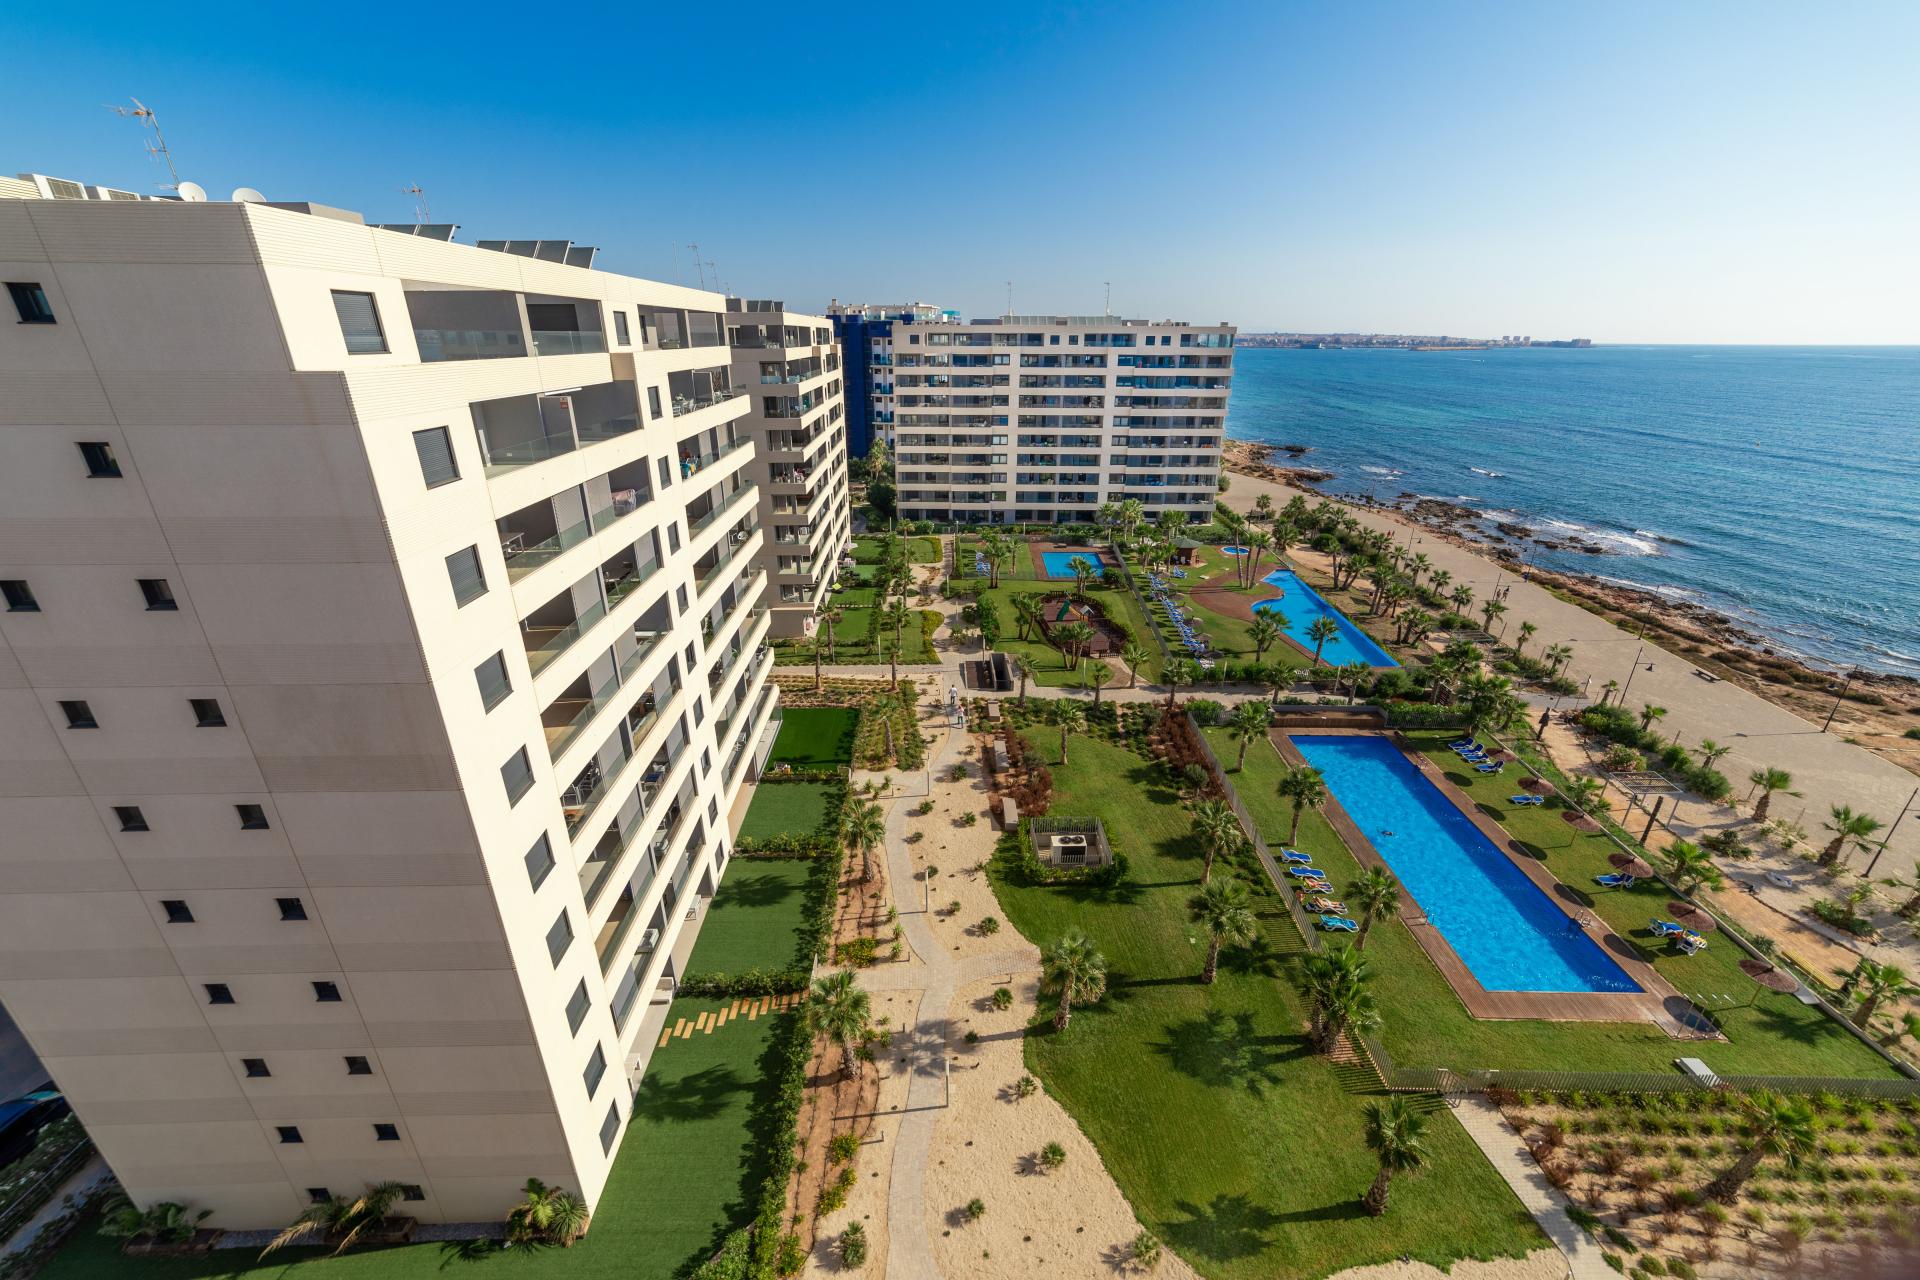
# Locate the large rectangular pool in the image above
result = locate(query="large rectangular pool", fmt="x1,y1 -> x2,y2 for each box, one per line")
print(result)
1289,735 -> 1639,994
1254,569 -> 1398,668
1040,549 -> 1110,579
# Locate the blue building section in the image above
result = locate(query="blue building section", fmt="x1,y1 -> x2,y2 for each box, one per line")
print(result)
830,312 -> 889,458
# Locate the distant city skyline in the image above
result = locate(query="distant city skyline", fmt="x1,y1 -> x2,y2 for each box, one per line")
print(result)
4,2 -> 1916,344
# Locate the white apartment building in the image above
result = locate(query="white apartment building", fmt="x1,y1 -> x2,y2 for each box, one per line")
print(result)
887,314 -> 1235,526
724,301 -> 851,637
0,183 -> 789,1229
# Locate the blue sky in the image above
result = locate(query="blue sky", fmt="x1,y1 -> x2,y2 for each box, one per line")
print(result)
5,2 -> 1916,342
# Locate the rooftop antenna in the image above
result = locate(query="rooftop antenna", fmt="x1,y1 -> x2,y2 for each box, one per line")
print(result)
1104,281 -> 1112,316
107,97 -> 181,190
1006,280 -> 1013,316
687,244 -> 706,290
704,260 -> 718,294
401,183 -> 429,225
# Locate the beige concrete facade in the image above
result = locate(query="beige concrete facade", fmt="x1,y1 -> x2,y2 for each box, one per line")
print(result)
0,193 -> 782,1228
888,314 -> 1235,526
724,302 -> 850,638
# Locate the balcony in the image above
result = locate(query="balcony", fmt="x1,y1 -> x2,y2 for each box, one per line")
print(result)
475,383 -> 642,475
521,553 -> 663,675
687,483 -> 759,542
541,630 -> 669,759
676,435 -> 753,482
500,482 -> 651,580
532,329 -> 607,357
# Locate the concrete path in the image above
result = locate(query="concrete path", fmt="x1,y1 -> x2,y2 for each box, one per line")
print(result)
0,1151 -> 111,1256
1450,1096 -> 1609,1280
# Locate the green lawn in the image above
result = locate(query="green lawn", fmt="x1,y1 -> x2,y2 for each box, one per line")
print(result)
766,706 -> 857,767
979,580 -> 1162,687
686,856 -> 817,973
1208,727 -> 1897,1079
736,782 -> 837,843
906,535 -> 940,564
989,731 -> 1543,1280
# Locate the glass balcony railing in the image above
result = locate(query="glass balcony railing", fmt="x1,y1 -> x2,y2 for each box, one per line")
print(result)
687,484 -> 758,541
676,436 -> 752,481
532,329 -> 608,357
414,327 -> 528,362
544,631 -> 670,760
576,415 -> 640,445
671,388 -> 745,417
525,559 -> 661,674
694,535 -> 760,592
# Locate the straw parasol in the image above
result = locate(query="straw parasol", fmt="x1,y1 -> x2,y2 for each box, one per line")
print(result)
1560,809 -> 1604,834
1739,957 -> 1799,994
1669,901 -> 1717,933
1519,776 -> 1553,794
1609,851 -> 1654,877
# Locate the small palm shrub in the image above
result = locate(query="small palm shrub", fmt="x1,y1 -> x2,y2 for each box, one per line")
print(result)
990,986 -> 1013,1010
839,1221 -> 869,1267
1039,1141 -> 1066,1173
964,1198 -> 985,1221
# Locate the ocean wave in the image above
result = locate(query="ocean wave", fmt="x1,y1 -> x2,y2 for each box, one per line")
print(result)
1633,528 -> 1692,548
1359,465 -> 1404,476
1467,466 -> 1507,478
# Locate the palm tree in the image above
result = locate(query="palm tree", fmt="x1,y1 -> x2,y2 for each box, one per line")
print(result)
1703,1091 -> 1816,1204
1361,1096 -> 1430,1216
1338,661 -> 1371,705
1818,805 -> 1884,869
1305,616 -> 1340,666
1277,763 -> 1328,843
506,1178 -> 590,1248
1462,672 -> 1523,737
1248,614 -> 1282,663
1697,739 -> 1732,770
1243,529 -> 1273,587
820,605 -> 843,663
1012,592 -> 1044,641
1085,660 -> 1115,705
1480,599 -> 1507,634
1877,871 -> 1920,920
1227,700 -> 1269,771
1067,555 -> 1096,599
804,636 -> 823,692
1012,653 -> 1030,705
262,1182 -> 406,1258
1514,620 -> 1537,656
881,598 -> 911,682
808,970 -> 873,1080
1164,656 -> 1199,709
1543,643 -> 1574,677
1120,640 -> 1150,688
1299,943 -> 1379,1053
980,529 -> 1011,588
98,1198 -> 210,1246
1637,703 -> 1668,735
1599,677 -> 1619,706
1097,501 -> 1120,545
1664,839 -> 1725,895
1264,662 -> 1299,711
1747,767 -> 1797,822
1055,701 -> 1086,765
1406,552 -> 1431,589
1846,960 -> 1918,1028
1057,621 -> 1096,671
842,798 -> 886,884
1348,867 -> 1401,950
1043,931 -> 1108,1031
1189,877 -> 1257,985
1192,798 -> 1238,886
1449,584 -> 1475,616
1565,775 -> 1608,815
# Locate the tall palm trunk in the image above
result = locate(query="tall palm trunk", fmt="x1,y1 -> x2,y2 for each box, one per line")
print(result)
1705,1145 -> 1766,1204
1203,936 -> 1222,984
1053,989 -> 1073,1031
1289,806 -> 1304,843
1363,1167 -> 1393,1216
1753,791 -> 1774,822
1818,837 -> 1845,867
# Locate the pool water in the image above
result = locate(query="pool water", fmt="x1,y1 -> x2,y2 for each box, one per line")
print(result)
1253,569 -> 1400,668
1290,735 -> 1640,994
1222,544 -> 1250,555
1040,549 -> 1110,579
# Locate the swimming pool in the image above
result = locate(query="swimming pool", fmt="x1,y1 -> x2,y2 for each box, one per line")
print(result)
1222,544 -> 1249,556
1290,735 -> 1640,994
1040,549 -> 1110,579
1253,569 -> 1399,667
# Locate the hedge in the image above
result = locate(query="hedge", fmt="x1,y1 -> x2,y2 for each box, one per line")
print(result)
677,968 -> 809,997
995,826 -> 1130,888
1576,703 -> 1733,801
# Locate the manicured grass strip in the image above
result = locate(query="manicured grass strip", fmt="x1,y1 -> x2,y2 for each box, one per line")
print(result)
1209,727 -> 1896,1079
767,706 -> 858,767
684,857 -> 816,975
990,731 -> 1544,1280
736,782 -> 837,842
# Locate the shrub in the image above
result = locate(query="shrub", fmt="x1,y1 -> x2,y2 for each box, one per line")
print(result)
828,1133 -> 860,1165
990,987 -> 1013,1011
1039,1141 -> 1066,1172
678,968 -> 808,997
1604,1254 -> 1625,1274
839,1221 -> 868,1267
835,938 -> 881,968
964,1198 -> 985,1221
691,1228 -> 754,1280
1130,1230 -> 1163,1268
1014,1075 -> 1037,1100
774,1232 -> 806,1276
977,916 -> 1000,936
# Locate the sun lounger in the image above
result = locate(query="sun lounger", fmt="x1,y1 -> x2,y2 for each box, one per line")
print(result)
1508,794 -> 1544,806
1651,920 -> 1684,937
1593,873 -> 1635,888
1448,738 -> 1476,749
1286,865 -> 1326,879
1475,763 -> 1503,774
1316,915 -> 1359,932
1305,898 -> 1346,914
1676,935 -> 1707,954
1280,849 -> 1313,864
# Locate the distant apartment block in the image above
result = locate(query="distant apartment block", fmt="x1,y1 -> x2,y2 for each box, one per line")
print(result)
0,178 -> 797,1228
826,301 -> 955,455
882,314 -> 1235,526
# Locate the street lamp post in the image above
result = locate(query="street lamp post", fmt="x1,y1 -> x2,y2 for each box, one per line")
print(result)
1618,644 -> 1651,706
1821,671 -> 1857,734
1864,786 -> 1919,877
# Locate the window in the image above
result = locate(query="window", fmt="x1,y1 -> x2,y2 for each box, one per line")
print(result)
205,983 -> 234,1005
277,1126 -> 303,1144
701,750 -> 712,779
647,387 -> 663,420
139,579 -> 178,611
546,910 -> 573,966
501,747 -> 534,806
675,585 -> 688,613
60,700 -> 96,729
114,805 -> 148,832
236,804 -> 269,830
412,427 -> 459,488
566,981 -> 591,1035
400,1185 -> 425,1202
190,698 -> 226,727
656,456 -> 672,490
524,833 -> 555,891
345,1055 -> 373,1075
475,652 -> 511,711
243,1058 -> 271,1078
445,546 -> 487,606
613,312 -> 631,345
161,899 -> 194,924
78,442 -> 121,477
373,1123 -> 400,1142
7,282 -> 54,324
1,581 -> 37,612
277,897 -> 307,922
599,1103 -> 620,1153
667,523 -> 681,554
583,1044 -> 607,1097
330,290 -> 387,354
312,980 -> 342,1003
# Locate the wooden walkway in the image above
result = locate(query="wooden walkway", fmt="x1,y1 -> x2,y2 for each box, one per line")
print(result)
658,992 -> 801,1046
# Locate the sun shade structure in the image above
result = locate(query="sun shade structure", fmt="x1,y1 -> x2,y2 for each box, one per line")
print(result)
1668,901 -> 1717,933
1519,776 -> 1554,794
1739,957 -> 1799,993
1608,851 -> 1654,877
1560,810 -> 1604,834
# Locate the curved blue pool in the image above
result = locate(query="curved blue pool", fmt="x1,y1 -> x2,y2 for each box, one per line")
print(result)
1253,569 -> 1399,668
1290,735 -> 1639,994
1040,549 -> 1109,579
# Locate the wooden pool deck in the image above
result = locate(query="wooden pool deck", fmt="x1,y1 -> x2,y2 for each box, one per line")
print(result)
1272,727 -> 1714,1039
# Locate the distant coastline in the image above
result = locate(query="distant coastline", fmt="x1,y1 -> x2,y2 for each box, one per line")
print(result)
1234,332 -> 1593,350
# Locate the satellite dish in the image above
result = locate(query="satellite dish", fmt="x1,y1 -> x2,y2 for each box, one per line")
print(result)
176,181 -> 207,202
231,186 -> 265,204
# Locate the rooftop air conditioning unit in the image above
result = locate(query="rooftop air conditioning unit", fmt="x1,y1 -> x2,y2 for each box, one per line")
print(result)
1053,833 -> 1088,849
22,174 -> 88,200
640,928 -> 661,951
731,530 -> 750,543
88,185 -> 144,201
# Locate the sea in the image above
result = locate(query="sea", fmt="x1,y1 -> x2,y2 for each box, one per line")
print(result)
1224,345 -> 1920,677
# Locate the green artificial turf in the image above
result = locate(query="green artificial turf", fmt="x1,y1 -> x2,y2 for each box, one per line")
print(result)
989,731 -> 1545,1280
685,857 -> 817,974
735,782 -> 837,843
766,707 -> 858,767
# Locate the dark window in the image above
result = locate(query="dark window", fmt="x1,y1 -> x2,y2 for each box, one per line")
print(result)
312,980 -> 342,1003
675,585 -> 688,613
599,1103 -> 620,1153
307,1188 -> 331,1205
205,983 -> 234,1005
114,805 -> 149,832
701,750 -> 711,779
373,1123 -> 400,1142
331,290 -> 387,354
236,804 -> 269,830
584,1044 -> 607,1098
277,897 -> 307,922
344,1055 -> 372,1076
161,899 -> 194,924
400,1185 -> 425,1202
446,546 -> 487,606
647,387 -> 663,420
566,981 -> 591,1035
7,282 -> 54,324
656,456 -> 672,490
1,581 -> 37,612
78,442 -> 121,477
546,910 -> 573,967
139,579 -> 178,611
475,652 -> 511,711
524,833 -> 554,891
243,1057 -> 271,1078
191,698 -> 226,727
613,312 -> 631,345
412,427 -> 459,488
667,523 -> 681,554
277,1126 -> 303,1144
60,700 -> 97,729
501,747 -> 534,807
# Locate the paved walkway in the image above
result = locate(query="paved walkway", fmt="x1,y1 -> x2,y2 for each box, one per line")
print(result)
0,1152 -> 111,1256
1450,1096 -> 1609,1280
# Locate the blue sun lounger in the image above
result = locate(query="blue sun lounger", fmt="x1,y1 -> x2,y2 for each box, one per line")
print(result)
1651,920 -> 1685,937
1475,763 -> 1503,774
1286,865 -> 1326,879
1593,873 -> 1635,888
1509,794 -> 1545,806
1316,915 -> 1359,932
1280,849 -> 1313,864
